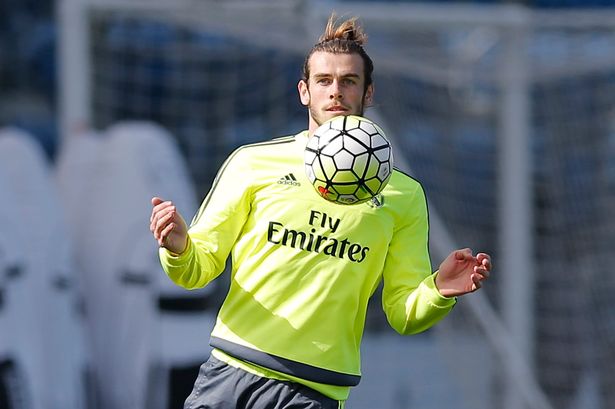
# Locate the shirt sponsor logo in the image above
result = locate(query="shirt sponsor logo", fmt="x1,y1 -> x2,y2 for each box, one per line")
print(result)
266,210 -> 369,263
277,173 -> 301,186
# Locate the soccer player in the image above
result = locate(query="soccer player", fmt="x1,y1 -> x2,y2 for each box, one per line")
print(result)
150,13 -> 491,409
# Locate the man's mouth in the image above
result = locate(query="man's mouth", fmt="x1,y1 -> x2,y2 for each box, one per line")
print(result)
326,105 -> 348,112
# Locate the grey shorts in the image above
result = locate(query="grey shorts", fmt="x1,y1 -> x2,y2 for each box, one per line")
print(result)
184,355 -> 341,409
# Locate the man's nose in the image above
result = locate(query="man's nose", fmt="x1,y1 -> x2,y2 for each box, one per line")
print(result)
329,80 -> 343,100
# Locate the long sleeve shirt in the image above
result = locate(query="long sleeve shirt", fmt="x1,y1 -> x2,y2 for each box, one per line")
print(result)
159,131 -> 456,400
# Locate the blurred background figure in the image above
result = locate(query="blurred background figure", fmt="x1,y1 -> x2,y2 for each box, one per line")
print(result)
2,1 -> 615,408
0,137 -> 30,409
0,128 -> 86,409
53,122 -> 216,409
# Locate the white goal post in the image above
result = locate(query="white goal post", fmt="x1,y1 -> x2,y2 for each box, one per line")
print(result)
57,1 -> 615,409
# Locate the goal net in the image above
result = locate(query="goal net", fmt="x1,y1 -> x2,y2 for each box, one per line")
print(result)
59,1 -> 615,409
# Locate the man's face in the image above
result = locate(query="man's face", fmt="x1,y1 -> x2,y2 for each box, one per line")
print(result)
298,51 -> 373,135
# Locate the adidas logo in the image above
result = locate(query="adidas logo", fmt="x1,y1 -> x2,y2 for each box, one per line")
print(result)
277,173 -> 301,186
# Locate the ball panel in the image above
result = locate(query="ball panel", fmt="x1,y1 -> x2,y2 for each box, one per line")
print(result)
373,146 -> 391,162
332,183 -> 359,195
364,157 -> 380,179
371,134 -> 389,149
304,150 -> 317,165
344,134 -> 368,155
306,135 -> 319,151
305,166 -> 316,182
321,135 -> 344,156
337,195 -> 360,204
355,185 -> 374,201
377,162 -> 391,180
331,169 -> 358,184
364,177 -> 384,195
312,158 -> 327,181
358,121 -> 378,136
320,155 -> 337,178
318,128 -> 341,148
351,152 -> 369,176
343,116 -> 362,130
347,127 -> 371,143
332,149 -> 355,171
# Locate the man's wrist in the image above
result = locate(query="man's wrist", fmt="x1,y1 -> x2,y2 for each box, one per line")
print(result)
164,235 -> 189,256
433,271 -> 455,299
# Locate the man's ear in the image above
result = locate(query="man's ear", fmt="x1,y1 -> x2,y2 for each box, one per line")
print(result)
364,84 -> 374,107
298,80 -> 310,106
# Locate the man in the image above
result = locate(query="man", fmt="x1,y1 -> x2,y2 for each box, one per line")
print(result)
150,14 -> 491,409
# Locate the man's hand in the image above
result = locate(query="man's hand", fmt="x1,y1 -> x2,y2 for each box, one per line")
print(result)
435,248 -> 491,298
150,197 -> 188,254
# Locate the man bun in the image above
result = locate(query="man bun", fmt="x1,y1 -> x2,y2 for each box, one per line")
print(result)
318,14 -> 368,46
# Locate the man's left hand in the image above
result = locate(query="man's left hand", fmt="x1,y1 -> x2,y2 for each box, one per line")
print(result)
435,248 -> 491,298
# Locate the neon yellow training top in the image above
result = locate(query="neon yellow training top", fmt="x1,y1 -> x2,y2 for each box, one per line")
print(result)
159,131 -> 456,401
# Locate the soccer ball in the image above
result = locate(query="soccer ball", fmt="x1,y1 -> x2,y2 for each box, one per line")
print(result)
304,115 -> 393,205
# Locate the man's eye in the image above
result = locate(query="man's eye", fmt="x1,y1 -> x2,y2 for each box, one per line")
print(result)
317,78 -> 331,85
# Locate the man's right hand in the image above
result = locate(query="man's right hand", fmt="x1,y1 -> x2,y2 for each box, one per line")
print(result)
150,197 -> 189,254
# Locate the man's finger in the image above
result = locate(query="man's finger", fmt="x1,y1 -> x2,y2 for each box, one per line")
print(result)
159,222 -> 175,247
155,210 -> 175,234
476,253 -> 491,269
152,200 -> 174,215
151,196 -> 164,206
150,203 -> 175,228
455,248 -> 472,261
471,273 -> 483,289
474,265 -> 490,279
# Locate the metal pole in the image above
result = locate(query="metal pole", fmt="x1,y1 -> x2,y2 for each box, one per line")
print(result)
57,0 -> 91,143
499,23 -> 534,409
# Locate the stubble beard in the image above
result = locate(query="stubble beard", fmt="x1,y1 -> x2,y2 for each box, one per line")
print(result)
309,100 -> 365,127
305,86 -> 367,127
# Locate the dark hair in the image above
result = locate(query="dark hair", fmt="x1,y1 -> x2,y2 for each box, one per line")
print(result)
302,14 -> 374,92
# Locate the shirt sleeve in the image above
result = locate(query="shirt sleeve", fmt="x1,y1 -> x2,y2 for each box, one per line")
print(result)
381,182 -> 456,335
158,148 -> 252,289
